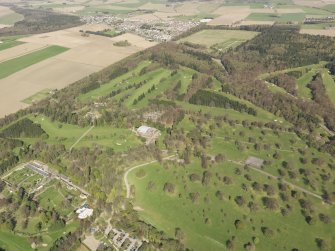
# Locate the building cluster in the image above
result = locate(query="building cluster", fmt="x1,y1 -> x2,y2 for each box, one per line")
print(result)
80,15 -> 199,41
108,228 -> 142,251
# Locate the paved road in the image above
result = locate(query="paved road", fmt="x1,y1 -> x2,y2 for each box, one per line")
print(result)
124,155 -> 175,198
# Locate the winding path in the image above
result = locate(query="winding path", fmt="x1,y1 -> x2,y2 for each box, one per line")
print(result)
124,155 -> 175,198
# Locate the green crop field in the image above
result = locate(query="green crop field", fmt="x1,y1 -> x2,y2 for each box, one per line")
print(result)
0,45 -> 68,79
0,36 -> 25,51
246,13 -> 305,22
179,29 -> 259,48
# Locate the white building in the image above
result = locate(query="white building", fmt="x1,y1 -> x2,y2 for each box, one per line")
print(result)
136,125 -> 160,138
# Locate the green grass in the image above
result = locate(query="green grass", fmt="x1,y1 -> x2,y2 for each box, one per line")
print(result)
211,90 -> 286,122
0,229 -> 34,251
0,12 -> 23,25
124,68 -> 172,108
296,69 -> 316,99
103,29 -> 121,36
76,6 -> 134,16
301,22 -> 335,29
246,13 -> 305,22
302,6 -> 334,15
0,45 -> 68,79
320,4 -> 335,13
321,69 -> 335,105
0,36 -> 25,51
22,89 -> 53,104
25,115 -> 142,151
129,113 -> 335,251
78,60 -> 151,102
38,183 -> 80,216
179,29 -> 259,48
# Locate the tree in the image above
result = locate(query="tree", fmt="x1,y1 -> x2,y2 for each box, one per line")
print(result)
315,238 -> 330,250
262,197 -> 279,211
234,219 -> 245,230
175,227 -> 185,241
163,183 -> 175,194
235,196 -> 245,207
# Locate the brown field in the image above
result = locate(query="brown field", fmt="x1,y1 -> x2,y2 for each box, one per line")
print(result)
0,25 -> 157,117
53,5 -> 85,14
0,43 -> 48,63
0,6 -> 13,18
300,28 -> 335,36
209,7 -> 251,26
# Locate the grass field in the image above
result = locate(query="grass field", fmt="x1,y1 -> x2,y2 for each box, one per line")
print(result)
25,115 -> 142,151
129,113 -> 335,251
0,36 -> 25,51
0,230 -> 34,251
0,45 -> 68,79
179,29 -> 259,49
22,89 -> 53,104
321,69 -> 335,105
301,22 -> 335,29
37,181 -> 82,216
78,60 -> 151,102
0,12 -> 23,25
246,13 -> 306,22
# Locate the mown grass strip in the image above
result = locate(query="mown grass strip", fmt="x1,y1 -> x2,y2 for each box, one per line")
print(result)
0,45 -> 68,79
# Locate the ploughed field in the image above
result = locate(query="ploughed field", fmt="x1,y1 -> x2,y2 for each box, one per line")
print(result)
0,24 -> 156,118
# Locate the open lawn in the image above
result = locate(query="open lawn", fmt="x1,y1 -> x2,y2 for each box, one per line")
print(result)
25,115 -> 142,151
179,29 -> 259,49
129,112 -> 335,251
0,230 -> 34,251
296,69 -> 316,99
0,45 -> 68,79
246,12 -> 306,22
78,60 -> 152,102
321,69 -> 335,105
38,181 -> 81,216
